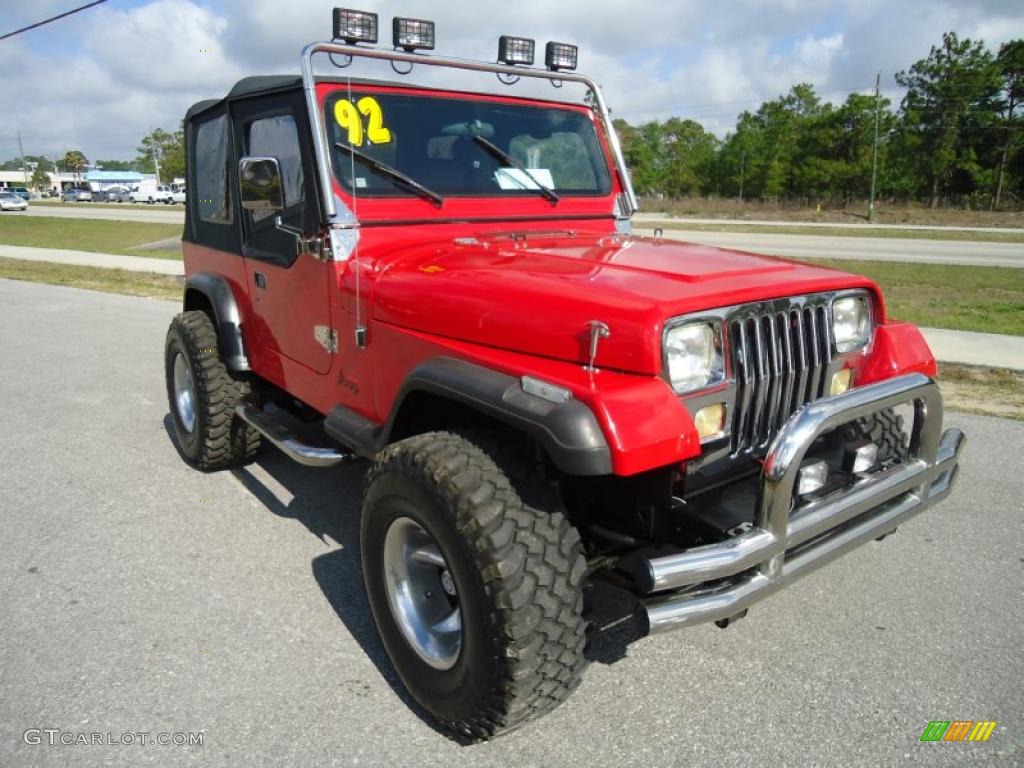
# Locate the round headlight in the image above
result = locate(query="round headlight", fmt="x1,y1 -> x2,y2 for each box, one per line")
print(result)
665,321 -> 725,394
832,295 -> 871,352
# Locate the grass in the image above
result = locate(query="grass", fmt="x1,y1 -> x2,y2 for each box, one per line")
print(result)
0,215 -> 181,258
937,364 -> 1024,421
0,258 -> 182,300
645,222 -> 1024,244
817,259 -> 1024,336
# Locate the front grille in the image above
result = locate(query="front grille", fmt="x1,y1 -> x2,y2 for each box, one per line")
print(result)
729,299 -> 832,455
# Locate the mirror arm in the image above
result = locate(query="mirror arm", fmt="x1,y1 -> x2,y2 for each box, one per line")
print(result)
274,215 -> 323,259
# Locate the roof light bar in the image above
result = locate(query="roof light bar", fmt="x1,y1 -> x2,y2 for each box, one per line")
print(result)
545,41 -> 578,71
393,17 -> 435,52
498,35 -> 535,66
332,8 -> 378,45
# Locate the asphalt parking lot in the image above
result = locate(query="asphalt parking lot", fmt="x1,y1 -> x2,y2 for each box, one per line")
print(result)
0,279 -> 1020,767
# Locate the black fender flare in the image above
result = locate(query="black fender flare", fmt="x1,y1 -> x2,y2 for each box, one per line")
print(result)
325,357 -> 613,476
183,273 -> 249,371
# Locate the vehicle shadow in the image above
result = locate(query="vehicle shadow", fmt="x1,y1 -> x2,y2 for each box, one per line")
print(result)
163,414 -> 647,736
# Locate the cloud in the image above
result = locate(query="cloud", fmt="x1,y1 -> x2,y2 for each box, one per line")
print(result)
0,0 -> 1021,161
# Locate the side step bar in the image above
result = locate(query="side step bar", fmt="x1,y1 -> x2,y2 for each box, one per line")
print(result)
235,404 -> 356,467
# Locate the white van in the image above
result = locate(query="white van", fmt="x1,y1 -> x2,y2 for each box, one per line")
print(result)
130,181 -> 174,204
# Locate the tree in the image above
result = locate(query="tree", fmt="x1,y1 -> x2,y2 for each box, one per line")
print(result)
30,165 -> 50,192
94,159 -> 136,172
994,40 -> 1024,208
660,118 -> 717,197
0,154 -> 50,172
136,127 -> 185,182
896,32 -> 1002,208
63,150 -> 87,182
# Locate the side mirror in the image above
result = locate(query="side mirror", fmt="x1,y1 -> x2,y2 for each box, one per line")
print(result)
239,156 -> 285,212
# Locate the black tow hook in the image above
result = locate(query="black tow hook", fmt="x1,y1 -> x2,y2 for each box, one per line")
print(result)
714,609 -> 749,629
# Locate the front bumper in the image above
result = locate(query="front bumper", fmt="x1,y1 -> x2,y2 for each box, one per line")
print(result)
636,373 -> 964,634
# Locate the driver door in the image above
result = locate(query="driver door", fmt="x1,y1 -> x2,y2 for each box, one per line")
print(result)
234,95 -> 332,375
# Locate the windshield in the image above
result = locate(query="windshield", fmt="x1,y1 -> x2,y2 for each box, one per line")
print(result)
324,90 -> 612,199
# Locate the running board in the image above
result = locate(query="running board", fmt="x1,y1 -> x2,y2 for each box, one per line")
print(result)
235,404 -> 355,467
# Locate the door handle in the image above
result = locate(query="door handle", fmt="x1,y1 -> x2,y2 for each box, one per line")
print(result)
254,272 -> 267,289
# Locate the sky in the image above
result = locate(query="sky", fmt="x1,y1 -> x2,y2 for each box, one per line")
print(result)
0,0 -> 1022,163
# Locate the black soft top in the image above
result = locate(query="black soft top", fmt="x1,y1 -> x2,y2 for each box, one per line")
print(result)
185,74 -> 583,122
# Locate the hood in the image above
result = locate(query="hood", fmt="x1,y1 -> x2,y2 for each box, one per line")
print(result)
372,231 -> 878,375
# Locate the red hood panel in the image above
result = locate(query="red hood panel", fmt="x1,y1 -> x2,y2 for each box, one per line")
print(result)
372,233 -> 877,374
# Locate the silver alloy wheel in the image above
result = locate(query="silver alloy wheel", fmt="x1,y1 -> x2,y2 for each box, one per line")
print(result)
172,352 -> 197,434
383,516 -> 462,670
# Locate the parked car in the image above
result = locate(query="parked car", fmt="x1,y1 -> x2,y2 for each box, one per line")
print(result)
166,17 -> 964,741
62,187 -> 93,202
100,186 -> 133,203
130,181 -> 173,204
0,191 -> 28,211
9,186 -> 30,201
170,186 -> 187,204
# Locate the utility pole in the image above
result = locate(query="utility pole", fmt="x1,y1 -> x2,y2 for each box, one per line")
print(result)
151,145 -> 161,185
738,150 -> 746,201
17,131 -> 29,186
868,72 -> 881,223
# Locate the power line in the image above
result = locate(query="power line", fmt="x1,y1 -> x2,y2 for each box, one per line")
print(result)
0,0 -> 109,42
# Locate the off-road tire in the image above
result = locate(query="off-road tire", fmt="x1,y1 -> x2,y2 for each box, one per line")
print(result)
842,407 -> 909,462
164,310 -> 259,470
361,431 -> 587,742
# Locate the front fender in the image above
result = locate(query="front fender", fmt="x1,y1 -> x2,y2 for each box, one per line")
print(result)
857,322 -> 938,385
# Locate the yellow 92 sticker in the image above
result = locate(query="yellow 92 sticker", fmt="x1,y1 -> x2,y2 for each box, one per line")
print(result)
334,96 -> 392,146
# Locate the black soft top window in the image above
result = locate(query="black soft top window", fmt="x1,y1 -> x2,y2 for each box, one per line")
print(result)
324,91 -> 612,198
185,106 -> 240,253
195,114 -> 232,224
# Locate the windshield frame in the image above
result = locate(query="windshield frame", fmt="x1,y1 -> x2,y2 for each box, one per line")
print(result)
301,40 -> 636,234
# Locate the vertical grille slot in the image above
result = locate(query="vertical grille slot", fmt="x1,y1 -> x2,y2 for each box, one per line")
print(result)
730,298 -> 832,456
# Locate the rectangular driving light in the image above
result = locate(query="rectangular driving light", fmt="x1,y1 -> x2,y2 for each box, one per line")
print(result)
498,35 -> 535,66
545,41 -> 578,71
842,440 -> 879,474
797,460 -> 828,496
393,17 -> 435,51
333,8 -> 378,45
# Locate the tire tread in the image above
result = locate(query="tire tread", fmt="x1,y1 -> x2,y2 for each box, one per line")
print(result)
363,431 -> 587,741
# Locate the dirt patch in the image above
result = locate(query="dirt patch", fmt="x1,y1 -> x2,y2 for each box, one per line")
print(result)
646,197 -> 1024,229
937,364 -> 1024,421
131,236 -> 181,251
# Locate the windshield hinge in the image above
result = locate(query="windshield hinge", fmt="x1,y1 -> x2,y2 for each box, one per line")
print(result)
314,325 -> 339,354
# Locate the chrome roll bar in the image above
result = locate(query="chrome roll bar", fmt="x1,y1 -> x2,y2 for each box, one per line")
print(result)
299,40 -> 638,228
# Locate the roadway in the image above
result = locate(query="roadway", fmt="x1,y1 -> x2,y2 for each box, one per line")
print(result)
19,203 -> 184,225
11,205 -> 1024,267
0,279 -> 1019,767
632,227 -> 1024,269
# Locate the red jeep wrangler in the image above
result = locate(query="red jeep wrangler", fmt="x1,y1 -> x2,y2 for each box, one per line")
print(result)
165,11 -> 965,741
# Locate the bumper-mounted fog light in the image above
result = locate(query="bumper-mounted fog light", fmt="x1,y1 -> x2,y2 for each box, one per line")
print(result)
843,439 -> 878,473
797,460 -> 828,496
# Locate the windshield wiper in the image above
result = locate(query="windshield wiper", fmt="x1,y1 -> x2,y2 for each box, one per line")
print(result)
334,142 -> 443,207
471,135 -> 559,205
